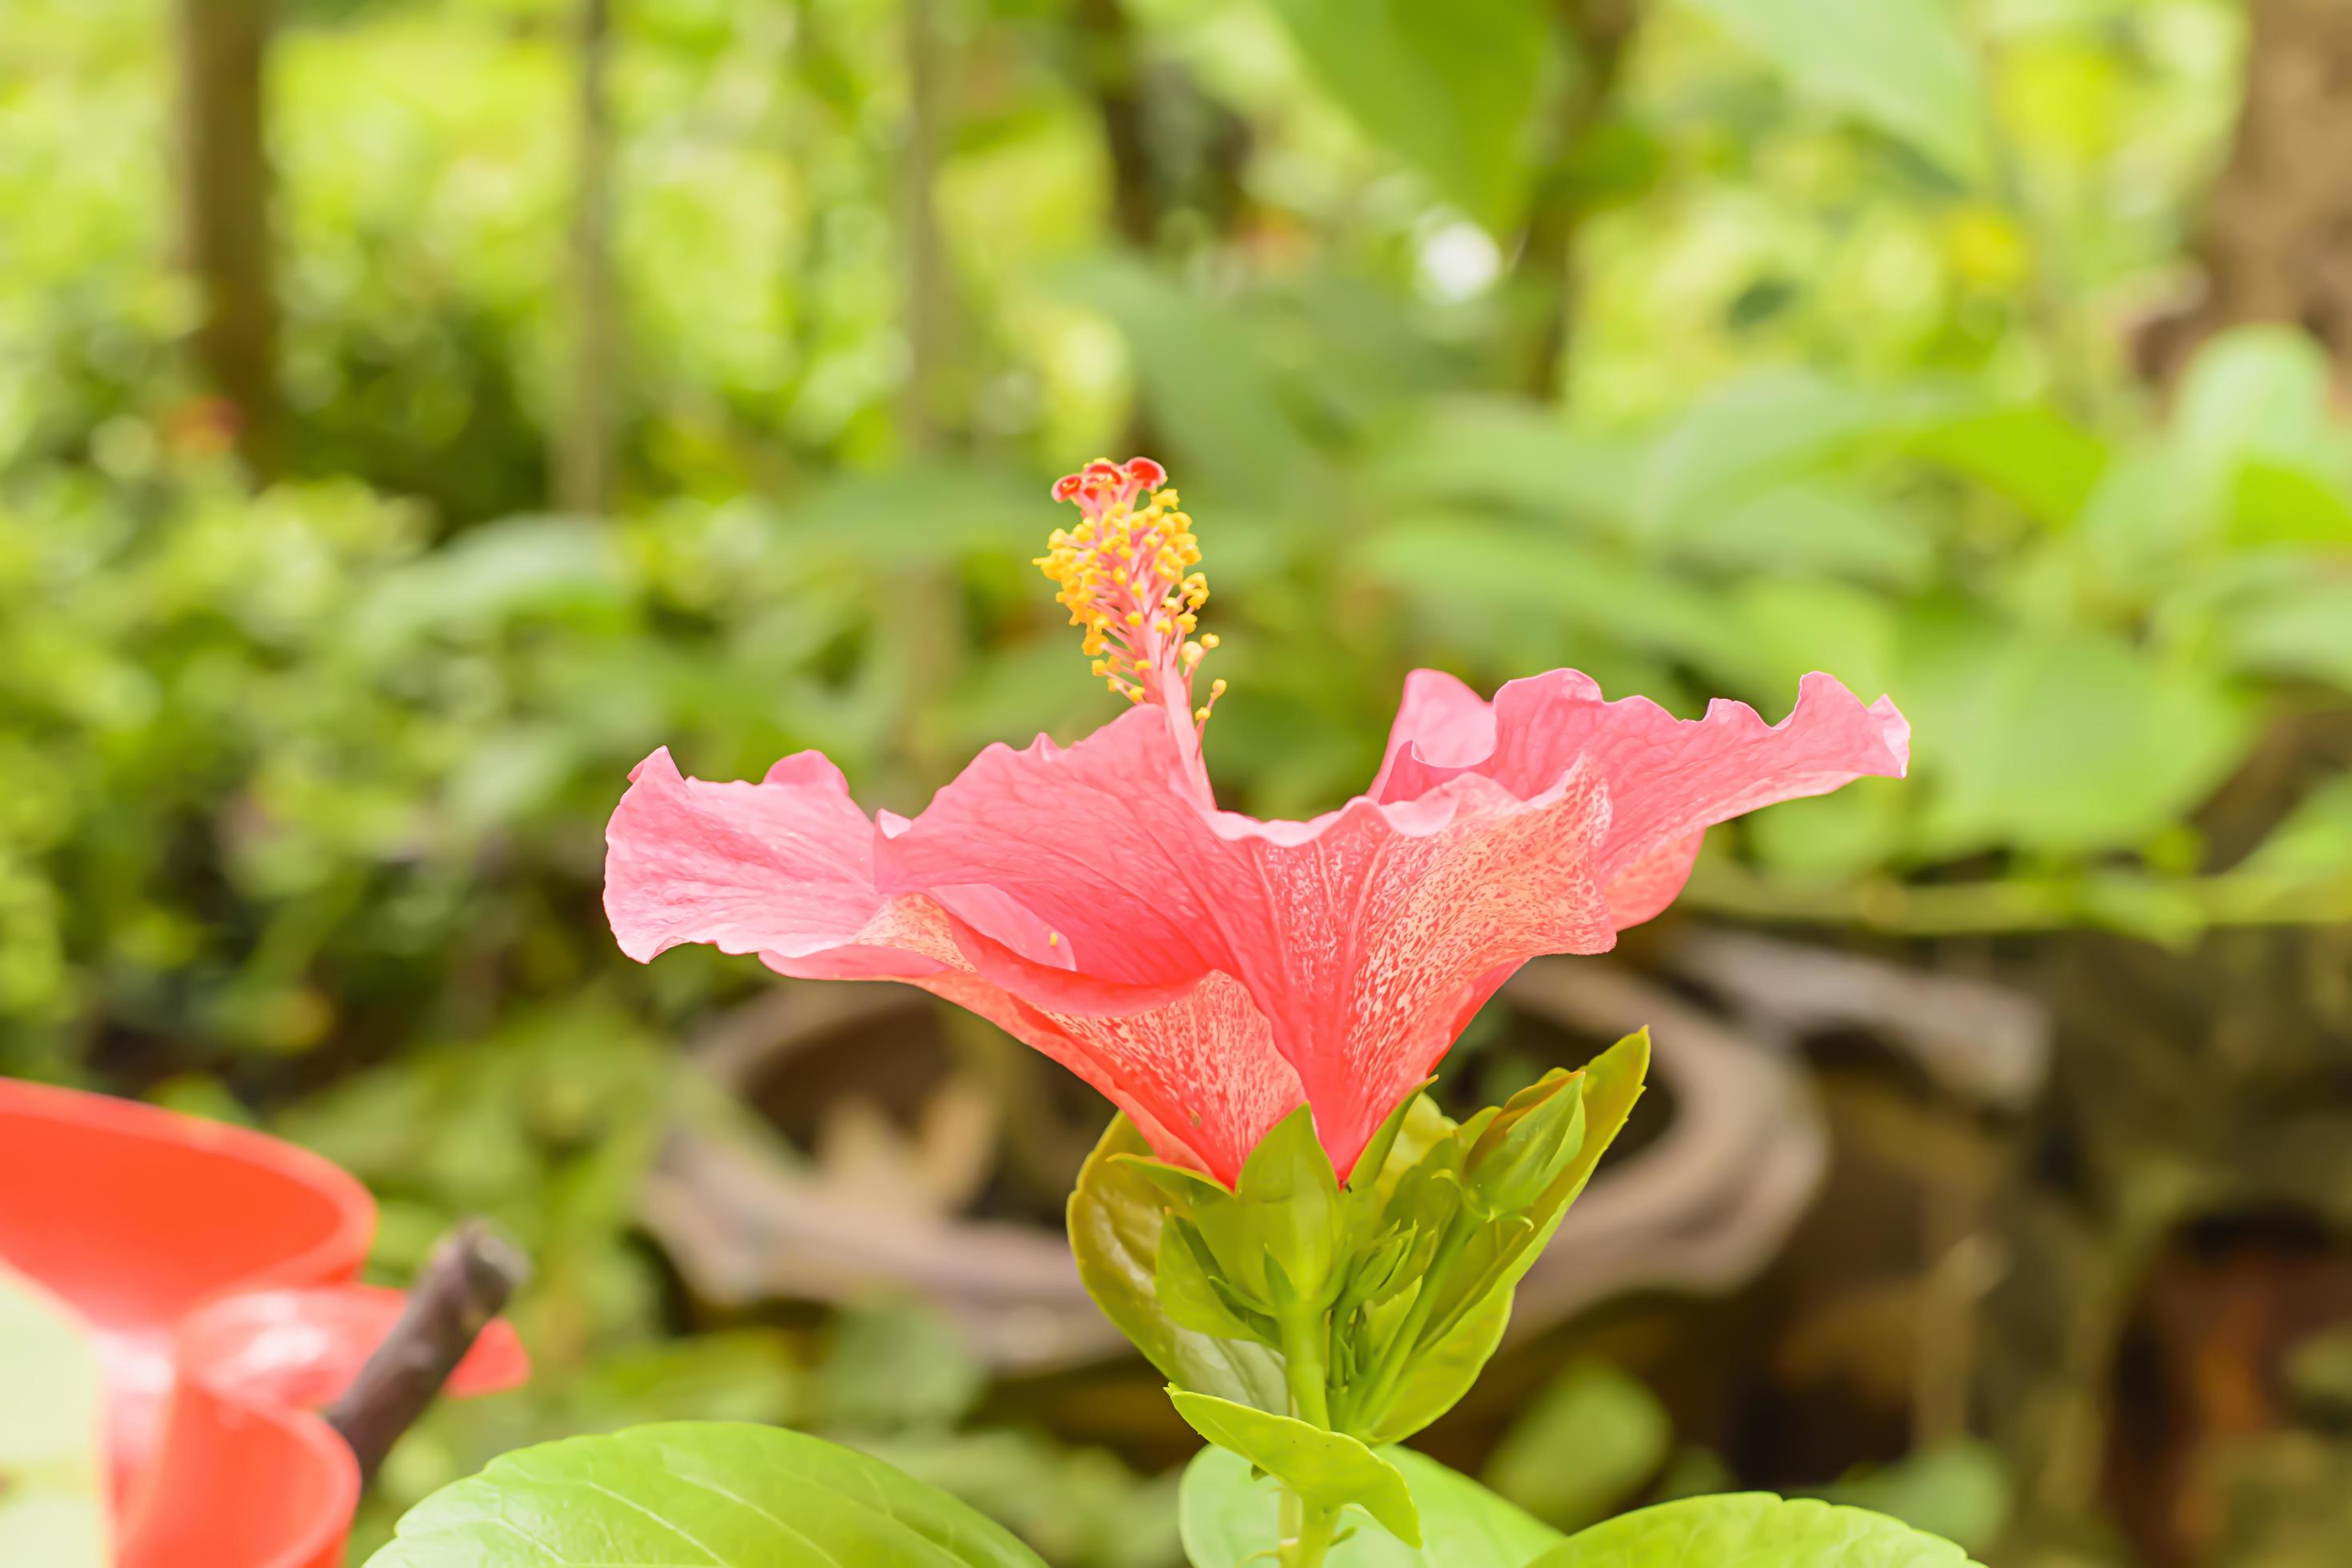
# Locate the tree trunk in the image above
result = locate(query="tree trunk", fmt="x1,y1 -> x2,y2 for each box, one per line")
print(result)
2135,0 -> 2352,383
174,0 -> 282,480
558,0 -> 618,515
899,0 -> 954,450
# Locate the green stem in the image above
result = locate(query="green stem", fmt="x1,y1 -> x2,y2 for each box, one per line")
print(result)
1278,1305 -> 1332,1428
1349,1214 -> 1475,1426
1280,1498 -> 1343,1568
1273,1306 -> 1342,1566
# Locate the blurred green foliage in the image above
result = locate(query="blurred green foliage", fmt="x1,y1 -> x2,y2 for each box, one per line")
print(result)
6,0 -> 2352,1559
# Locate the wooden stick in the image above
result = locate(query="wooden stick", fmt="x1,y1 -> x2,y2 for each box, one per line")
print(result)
325,1220 -> 529,1486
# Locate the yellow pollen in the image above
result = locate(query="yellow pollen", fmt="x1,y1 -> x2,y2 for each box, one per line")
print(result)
1037,458 -> 1224,736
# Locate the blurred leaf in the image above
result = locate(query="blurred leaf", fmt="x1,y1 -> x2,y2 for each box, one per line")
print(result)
1810,1442 -> 2010,1555
1363,399 -> 1637,530
1677,0 -> 1987,178
1061,261 -> 1313,504
1264,0 -> 1551,230
1663,484 -> 1930,587
1906,406 -> 2107,528
1482,1360 -> 1673,1532
1526,1492 -> 1980,1566
364,1422 -> 1050,1566
346,515 -> 631,654
1067,1114 -> 1290,1414
2218,576 -> 2352,694
2174,327 -> 2339,484
1366,518 -> 1749,687
0,1264 -> 109,1568
1636,371 -> 1886,537
856,1431 -> 1182,1568
2226,459 -> 2352,547
816,1301 -> 986,1434
1179,1445 -> 1560,1568
2238,775 -> 2352,882
1902,618 -> 2250,857
1169,1391 -> 1423,1548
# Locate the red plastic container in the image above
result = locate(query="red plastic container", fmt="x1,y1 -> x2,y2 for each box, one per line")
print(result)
0,1078 -> 526,1568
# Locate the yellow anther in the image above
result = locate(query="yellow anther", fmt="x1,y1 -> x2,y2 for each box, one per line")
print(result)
1040,458 -> 1223,730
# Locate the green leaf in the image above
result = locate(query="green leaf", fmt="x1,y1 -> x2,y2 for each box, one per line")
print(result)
1365,519 -> 1750,686
1678,0 -> 1986,179
2221,578 -> 2352,695
362,1422 -> 1051,1566
1906,406 -> 2108,528
0,1265 -> 109,1568
1811,1442 -> 2011,1556
1265,0 -> 1552,230
1658,482 -> 1932,588
1902,617 -> 2252,857
1060,259 -> 1311,505
1483,1361 -> 1673,1533
1069,1116 -> 1290,1412
2238,775 -> 2352,883
1526,1492 -> 1982,1566
1170,1392 -> 1422,1549
1178,1444 -> 1559,1567
1636,371 -> 1884,537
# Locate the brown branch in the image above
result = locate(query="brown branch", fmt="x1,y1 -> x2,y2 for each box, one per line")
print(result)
174,0 -> 282,478
557,0 -> 619,514
325,1221 -> 529,1487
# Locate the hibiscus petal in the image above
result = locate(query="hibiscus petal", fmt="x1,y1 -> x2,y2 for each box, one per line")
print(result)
877,712 -> 1621,1175
1376,668 -> 1909,918
605,745 -> 1302,1182
603,747 -> 889,964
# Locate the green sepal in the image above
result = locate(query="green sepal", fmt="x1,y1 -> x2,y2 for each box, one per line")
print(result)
1168,1390 -> 1425,1550
1355,1030 -> 1652,1444
1067,1114 -> 1288,1412
1156,1217 -> 1268,1342
1230,1106 -> 1344,1304
1462,1068 -> 1586,1218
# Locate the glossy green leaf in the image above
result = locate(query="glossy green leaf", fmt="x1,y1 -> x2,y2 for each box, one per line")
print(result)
1170,1392 -> 1422,1549
0,1264 -> 109,1568
1069,1115 -> 1290,1411
1526,1491 -> 1981,1566
1678,0 -> 1986,179
1178,1443 -> 1559,1567
1265,0 -> 1551,230
363,1422 -> 1050,1567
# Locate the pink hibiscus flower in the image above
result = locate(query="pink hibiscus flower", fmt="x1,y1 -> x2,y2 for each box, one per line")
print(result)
605,458 -> 1909,1186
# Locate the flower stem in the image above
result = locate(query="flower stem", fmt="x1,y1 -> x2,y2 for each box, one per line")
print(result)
1350,1213 -> 1475,1426
1280,1497 -> 1342,1568
1278,1304 -> 1332,1428
1274,1306 -> 1340,1566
